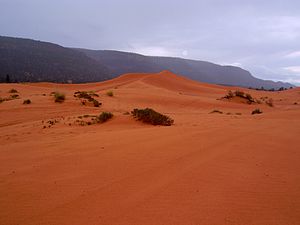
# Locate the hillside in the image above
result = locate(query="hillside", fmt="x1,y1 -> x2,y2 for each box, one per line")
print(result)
77,49 -> 294,89
0,36 -> 294,89
1,71 -> 300,225
0,36 -> 111,83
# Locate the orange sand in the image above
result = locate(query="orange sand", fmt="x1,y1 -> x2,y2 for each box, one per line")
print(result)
1,71 -> 300,225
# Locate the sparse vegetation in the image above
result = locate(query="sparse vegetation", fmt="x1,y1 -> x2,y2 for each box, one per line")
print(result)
74,91 -> 101,107
131,108 -> 174,126
106,90 -> 114,97
210,109 -> 223,114
98,112 -> 113,123
10,94 -> 19,99
93,99 -> 101,107
252,109 -> 263,115
54,92 -> 65,103
223,90 -> 257,104
9,88 -> 18,93
23,99 -> 31,104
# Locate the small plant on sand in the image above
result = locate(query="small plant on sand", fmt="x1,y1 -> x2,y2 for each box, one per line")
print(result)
54,92 -> 65,103
9,88 -> 18,93
234,90 -> 245,98
10,94 -> 19,99
106,90 -> 114,97
265,98 -> 274,107
131,108 -> 174,126
223,90 -> 256,104
23,99 -> 31,104
209,109 -> 223,114
252,108 -> 263,115
74,91 -> 101,107
97,112 -> 113,123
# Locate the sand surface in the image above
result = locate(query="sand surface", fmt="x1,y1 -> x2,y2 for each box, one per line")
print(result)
1,71 -> 300,225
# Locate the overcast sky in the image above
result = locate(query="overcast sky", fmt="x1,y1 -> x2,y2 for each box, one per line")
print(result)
1,0 -> 300,84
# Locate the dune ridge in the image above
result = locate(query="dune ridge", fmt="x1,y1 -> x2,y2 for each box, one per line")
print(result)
1,71 -> 300,225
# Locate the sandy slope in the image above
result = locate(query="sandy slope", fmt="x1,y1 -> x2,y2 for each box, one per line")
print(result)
1,71 -> 300,225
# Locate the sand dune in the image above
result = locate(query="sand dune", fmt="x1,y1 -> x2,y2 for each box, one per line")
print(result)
1,71 -> 300,225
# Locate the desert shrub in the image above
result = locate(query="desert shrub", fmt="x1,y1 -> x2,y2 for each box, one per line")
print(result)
245,93 -> 254,101
10,94 -> 19,99
252,108 -> 263,115
74,91 -> 98,101
93,99 -> 101,107
210,109 -> 223,114
9,89 -> 18,93
23,99 -> 31,104
106,90 -> 114,97
54,92 -> 65,103
227,90 -> 234,98
234,90 -> 245,98
74,91 -> 101,107
235,112 -> 242,115
265,98 -> 274,107
98,112 -> 113,123
131,108 -> 174,126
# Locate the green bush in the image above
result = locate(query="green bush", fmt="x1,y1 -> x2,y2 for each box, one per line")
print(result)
54,92 -> 65,103
98,112 -> 113,123
106,90 -> 114,97
23,99 -> 31,104
252,109 -> 263,115
131,108 -> 174,126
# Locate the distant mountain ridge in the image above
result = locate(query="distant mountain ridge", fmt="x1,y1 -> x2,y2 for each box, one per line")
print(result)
0,36 -> 294,89
77,49 -> 294,89
0,36 -> 111,83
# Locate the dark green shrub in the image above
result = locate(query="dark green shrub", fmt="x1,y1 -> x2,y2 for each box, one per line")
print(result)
131,108 -> 174,126
98,112 -> 113,123
23,99 -> 31,104
252,109 -> 263,115
54,92 -> 65,103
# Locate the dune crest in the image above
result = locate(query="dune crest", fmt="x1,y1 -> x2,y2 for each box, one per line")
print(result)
1,72 -> 300,225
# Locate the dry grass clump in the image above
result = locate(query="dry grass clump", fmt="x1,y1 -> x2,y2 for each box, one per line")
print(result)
106,90 -> 114,97
23,99 -> 31,104
74,91 -> 101,107
131,108 -> 174,126
210,109 -> 223,114
54,92 -> 65,103
223,90 -> 256,104
8,89 -> 18,93
98,112 -> 114,123
252,108 -> 263,115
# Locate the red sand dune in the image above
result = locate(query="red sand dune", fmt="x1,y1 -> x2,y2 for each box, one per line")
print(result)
1,71 -> 300,225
